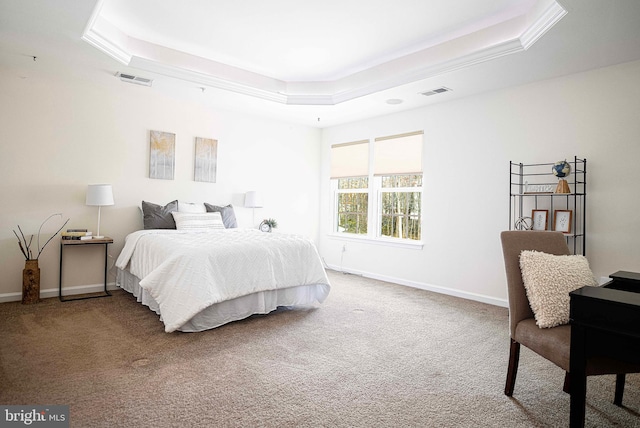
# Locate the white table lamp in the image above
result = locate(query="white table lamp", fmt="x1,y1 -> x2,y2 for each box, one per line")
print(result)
245,191 -> 263,227
86,184 -> 114,239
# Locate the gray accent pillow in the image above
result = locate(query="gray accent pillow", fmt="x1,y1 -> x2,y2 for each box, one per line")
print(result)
204,203 -> 238,228
142,200 -> 178,229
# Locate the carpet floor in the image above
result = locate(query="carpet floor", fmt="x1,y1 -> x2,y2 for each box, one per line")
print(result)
1,270 -> 639,427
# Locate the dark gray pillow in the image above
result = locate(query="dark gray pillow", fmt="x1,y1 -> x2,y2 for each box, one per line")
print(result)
204,203 -> 238,228
142,200 -> 178,229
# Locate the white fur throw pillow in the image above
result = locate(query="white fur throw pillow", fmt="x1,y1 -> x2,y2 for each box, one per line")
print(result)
519,250 -> 598,328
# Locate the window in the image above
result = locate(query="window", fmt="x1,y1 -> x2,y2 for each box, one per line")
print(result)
330,132 -> 423,243
379,174 -> 422,240
331,140 -> 369,236
336,177 -> 368,234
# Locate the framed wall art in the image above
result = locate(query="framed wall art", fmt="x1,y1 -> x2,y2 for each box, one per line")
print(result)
149,130 -> 175,180
531,209 -> 549,231
194,137 -> 218,183
553,210 -> 572,234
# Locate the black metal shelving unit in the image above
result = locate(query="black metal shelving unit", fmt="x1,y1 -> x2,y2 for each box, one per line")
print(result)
509,156 -> 587,255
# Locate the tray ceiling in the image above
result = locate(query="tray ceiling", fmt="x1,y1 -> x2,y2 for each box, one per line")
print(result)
3,0 -> 640,127
83,0 -> 565,105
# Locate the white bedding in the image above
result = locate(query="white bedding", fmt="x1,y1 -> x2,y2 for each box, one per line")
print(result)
115,229 -> 330,332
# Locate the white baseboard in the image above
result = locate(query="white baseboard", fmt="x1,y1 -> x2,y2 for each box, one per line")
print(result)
325,264 -> 508,308
0,282 -> 118,303
2,270 -> 509,308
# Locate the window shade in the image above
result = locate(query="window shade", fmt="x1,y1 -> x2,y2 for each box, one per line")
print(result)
374,131 -> 423,176
330,140 -> 369,179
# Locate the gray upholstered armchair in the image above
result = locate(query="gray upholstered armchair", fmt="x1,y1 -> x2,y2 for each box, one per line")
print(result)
500,230 -> 636,404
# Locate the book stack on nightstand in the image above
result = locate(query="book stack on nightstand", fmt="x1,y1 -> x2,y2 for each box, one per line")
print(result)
61,228 -> 93,241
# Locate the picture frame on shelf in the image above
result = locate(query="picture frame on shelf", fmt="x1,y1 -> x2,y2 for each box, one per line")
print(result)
532,209 -> 549,231
553,210 -> 573,234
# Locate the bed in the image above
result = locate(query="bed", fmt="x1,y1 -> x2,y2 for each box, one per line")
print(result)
115,227 -> 331,333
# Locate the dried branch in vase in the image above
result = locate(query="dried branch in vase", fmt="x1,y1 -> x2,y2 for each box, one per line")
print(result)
13,213 -> 69,261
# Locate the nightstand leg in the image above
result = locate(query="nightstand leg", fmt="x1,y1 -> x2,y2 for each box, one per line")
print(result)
59,242 -> 64,301
103,242 -> 111,295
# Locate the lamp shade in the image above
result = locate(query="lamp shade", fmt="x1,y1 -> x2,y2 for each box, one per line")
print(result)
86,184 -> 114,206
244,191 -> 263,208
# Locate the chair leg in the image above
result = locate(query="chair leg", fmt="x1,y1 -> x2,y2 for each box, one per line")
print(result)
563,371 -> 571,394
505,339 -> 520,396
614,374 -> 625,406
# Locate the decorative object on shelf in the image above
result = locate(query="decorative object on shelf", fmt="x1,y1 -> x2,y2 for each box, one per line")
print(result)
524,181 -> 555,194
86,184 -> 114,239
13,213 -> 69,304
149,130 -> 176,180
245,191 -> 263,227
554,210 -> 573,233
532,209 -> 549,231
194,137 -> 218,183
259,218 -> 278,233
514,216 -> 532,231
61,229 -> 93,240
552,159 -> 571,194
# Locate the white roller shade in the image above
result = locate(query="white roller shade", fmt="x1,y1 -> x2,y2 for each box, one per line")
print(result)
330,140 -> 369,179
374,131 -> 423,176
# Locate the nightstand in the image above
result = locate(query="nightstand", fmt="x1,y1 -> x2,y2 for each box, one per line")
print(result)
59,237 -> 113,302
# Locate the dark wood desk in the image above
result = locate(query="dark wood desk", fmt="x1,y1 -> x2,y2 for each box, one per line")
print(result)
569,271 -> 640,428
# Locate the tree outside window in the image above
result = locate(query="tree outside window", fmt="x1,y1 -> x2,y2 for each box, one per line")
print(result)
380,174 -> 422,240
336,177 -> 368,235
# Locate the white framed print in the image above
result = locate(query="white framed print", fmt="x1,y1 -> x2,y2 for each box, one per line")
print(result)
532,209 -> 549,231
553,210 -> 573,234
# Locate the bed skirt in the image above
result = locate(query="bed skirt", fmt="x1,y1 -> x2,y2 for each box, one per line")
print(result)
116,268 -> 330,332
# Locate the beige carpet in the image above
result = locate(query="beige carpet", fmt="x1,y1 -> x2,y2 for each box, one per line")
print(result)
1,270 -> 639,427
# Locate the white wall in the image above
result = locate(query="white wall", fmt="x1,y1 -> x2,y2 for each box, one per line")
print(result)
2,60 -> 638,305
318,60 -> 640,305
0,74 -> 322,300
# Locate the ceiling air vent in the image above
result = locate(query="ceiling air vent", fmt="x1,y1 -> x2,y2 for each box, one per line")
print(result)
116,72 -> 153,87
420,87 -> 451,97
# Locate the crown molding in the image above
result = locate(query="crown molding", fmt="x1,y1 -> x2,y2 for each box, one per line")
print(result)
81,0 -> 131,65
521,0 -> 567,49
129,56 -> 289,104
82,28 -> 131,66
287,38 -> 525,106
126,36 -> 528,106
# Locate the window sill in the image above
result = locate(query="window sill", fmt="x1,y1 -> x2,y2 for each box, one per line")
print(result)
327,233 -> 423,250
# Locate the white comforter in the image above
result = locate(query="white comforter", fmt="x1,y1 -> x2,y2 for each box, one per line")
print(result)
115,229 -> 330,332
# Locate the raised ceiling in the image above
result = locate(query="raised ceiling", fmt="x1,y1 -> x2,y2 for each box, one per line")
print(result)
2,0 -> 640,127
99,0 -> 533,83
84,0 -> 564,105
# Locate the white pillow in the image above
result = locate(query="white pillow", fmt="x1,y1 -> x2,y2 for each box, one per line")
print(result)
171,211 -> 225,230
178,202 -> 206,213
519,250 -> 598,328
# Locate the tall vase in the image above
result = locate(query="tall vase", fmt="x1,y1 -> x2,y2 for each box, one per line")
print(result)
22,259 -> 40,304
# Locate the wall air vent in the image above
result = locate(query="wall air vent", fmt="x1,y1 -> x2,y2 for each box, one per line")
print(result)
116,72 -> 153,87
420,87 -> 451,97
